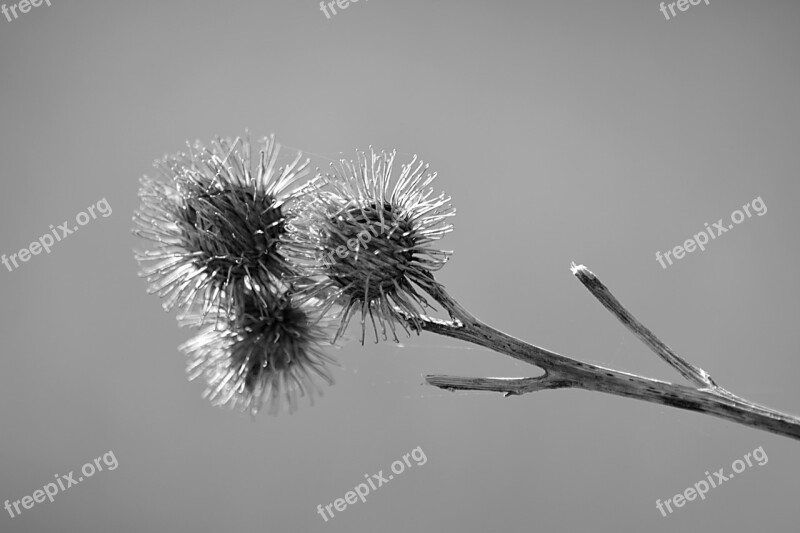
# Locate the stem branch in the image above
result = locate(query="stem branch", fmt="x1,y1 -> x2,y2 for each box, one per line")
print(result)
571,263 -> 717,388
410,270 -> 800,441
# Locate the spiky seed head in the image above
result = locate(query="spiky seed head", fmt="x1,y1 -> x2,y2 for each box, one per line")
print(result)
180,290 -> 337,415
284,148 -> 455,343
133,134 -> 309,322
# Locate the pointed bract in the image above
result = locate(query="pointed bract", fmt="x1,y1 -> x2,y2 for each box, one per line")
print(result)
284,148 -> 455,343
133,134 -> 309,323
180,290 -> 338,415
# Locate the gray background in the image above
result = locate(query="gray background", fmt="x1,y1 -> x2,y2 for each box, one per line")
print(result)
1,0 -> 799,531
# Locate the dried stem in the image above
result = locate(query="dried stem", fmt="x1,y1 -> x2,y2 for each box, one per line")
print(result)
425,372 -> 574,396
409,267 -> 800,441
570,263 -> 717,389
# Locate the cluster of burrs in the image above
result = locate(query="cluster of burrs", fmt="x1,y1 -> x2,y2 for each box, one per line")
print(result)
133,132 -> 800,442
133,133 -> 455,415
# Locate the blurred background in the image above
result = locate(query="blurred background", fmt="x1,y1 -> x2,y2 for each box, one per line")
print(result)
1,0 -> 799,531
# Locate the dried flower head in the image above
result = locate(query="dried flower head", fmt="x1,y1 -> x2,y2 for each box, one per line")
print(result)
180,289 -> 337,415
133,134 -> 309,322
285,148 -> 455,343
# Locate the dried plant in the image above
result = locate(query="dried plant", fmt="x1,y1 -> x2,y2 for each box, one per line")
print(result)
133,132 -> 800,441
179,290 -> 338,415
132,134 -> 308,323
283,148 -> 455,343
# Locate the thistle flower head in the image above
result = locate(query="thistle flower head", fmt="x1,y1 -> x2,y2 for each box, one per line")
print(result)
180,290 -> 337,415
285,148 -> 455,343
133,134 -> 309,321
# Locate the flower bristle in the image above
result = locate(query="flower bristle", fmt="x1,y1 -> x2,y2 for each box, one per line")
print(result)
285,148 -> 455,344
133,134 -> 456,414
180,290 -> 337,415
132,134 -> 309,322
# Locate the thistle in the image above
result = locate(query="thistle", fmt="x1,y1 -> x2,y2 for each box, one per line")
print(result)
133,134 -> 800,441
132,134 -> 309,323
284,148 -> 455,343
179,289 -> 337,415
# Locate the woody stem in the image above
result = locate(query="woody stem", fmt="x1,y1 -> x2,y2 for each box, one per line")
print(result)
408,277 -> 800,442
